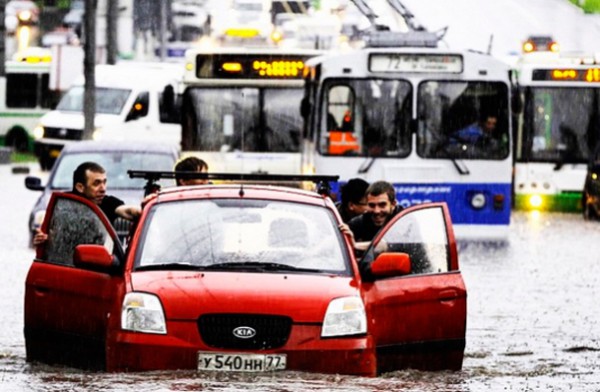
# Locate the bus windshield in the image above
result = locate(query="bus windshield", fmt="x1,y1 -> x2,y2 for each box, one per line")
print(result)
56,86 -> 131,115
319,79 -> 412,157
182,87 -> 302,153
521,87 -> 600,163
417,81 -> 509,160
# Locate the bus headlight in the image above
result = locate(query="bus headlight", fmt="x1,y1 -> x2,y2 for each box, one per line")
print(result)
470,193 -> 486,209
121,292 -> 166,334
33,124 -> 44,139
321,297 -> 366,337
528,194 -> 543,209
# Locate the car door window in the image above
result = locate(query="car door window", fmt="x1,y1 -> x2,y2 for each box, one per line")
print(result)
364,206 -> 450,275
43,198 -> 114,266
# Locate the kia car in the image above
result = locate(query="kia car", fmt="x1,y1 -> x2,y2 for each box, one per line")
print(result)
25,173 -> 467,376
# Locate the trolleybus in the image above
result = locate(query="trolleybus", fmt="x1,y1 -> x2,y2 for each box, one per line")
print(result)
301,32 -> 513,241
512,51 -> 600,212
180,47 -> 321,174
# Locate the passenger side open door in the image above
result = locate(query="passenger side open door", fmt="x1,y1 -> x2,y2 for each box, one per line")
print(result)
360,202 -> 467,373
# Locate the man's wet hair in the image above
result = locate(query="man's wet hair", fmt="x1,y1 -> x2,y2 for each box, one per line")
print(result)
174,156 -> 209,184
341,178 -> 369,206
73,161 -> 105,190
366,181 -> 396,203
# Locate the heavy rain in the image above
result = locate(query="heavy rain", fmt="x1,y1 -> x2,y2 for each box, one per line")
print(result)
3,0 -> 600,390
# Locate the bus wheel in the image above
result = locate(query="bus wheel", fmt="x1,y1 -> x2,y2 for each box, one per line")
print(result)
5,128 -> 29,152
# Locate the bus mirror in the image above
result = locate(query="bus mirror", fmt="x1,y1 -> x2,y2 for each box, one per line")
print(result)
300,97 -> 311,119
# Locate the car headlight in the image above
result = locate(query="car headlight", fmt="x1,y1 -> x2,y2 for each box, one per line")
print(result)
33,124 -> 45,139
321,296 -> 366,338
121,292 -> 167,334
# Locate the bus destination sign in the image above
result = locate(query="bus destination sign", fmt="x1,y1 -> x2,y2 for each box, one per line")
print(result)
532,68 -> 600,82
196,54 -> 307,79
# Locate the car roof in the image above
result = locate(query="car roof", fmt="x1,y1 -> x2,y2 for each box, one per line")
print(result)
155,183 -> 334,207
60,140 -> 180,156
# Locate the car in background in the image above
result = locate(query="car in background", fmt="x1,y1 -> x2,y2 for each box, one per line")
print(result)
24,172 -> 467,375
33,63 -> 183,170
62,0 -> 84,37
25,140 -> 179,246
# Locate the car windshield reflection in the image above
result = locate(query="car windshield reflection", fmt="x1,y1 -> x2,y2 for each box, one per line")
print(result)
135,198 -> 350,274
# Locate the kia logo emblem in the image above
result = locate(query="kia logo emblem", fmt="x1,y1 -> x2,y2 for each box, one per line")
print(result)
233,326 -> 256,339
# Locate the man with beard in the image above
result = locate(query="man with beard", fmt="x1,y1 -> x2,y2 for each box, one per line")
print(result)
343,180 -> 403,253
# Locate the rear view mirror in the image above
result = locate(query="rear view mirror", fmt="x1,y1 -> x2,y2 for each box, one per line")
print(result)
370,252 -> 411,278
73,244 -> 115,273
25,176 -> 44,191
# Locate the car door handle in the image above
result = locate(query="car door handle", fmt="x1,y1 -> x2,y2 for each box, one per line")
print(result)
438,289 -> 458,301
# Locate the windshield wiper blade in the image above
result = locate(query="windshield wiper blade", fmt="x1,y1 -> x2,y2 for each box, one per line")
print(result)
203,262 -> 322,273
135,263 -> 204,271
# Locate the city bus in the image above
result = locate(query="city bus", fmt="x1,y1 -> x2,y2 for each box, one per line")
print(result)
512,51 -> 600,212
180,47 -> 321,174
300,32 -> 513,241
0,57 -> 57,152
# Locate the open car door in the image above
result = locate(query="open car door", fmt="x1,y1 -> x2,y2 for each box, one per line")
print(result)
360,202 -> 467,373
24,192 -> 125,369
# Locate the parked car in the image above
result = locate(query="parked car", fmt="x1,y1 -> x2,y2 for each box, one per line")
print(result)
24,172 -> 467,376
25,140 -> 179,246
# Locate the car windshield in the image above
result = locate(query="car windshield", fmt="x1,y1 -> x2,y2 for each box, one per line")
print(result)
50,151 -> 176,189
135,198 -> 350,274
56,86 -> 131,115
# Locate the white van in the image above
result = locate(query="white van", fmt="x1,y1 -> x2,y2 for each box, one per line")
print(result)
33,62 -> 183,169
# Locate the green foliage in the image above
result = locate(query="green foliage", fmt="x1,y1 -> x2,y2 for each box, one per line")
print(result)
11,152 -> 37,163
570,0 -> 600,13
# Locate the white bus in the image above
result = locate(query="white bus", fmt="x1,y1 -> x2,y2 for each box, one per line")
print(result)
179,47 -> 321,174
301,33 -> 513,241
512,51 -> 600,213
0,59 -> 57,152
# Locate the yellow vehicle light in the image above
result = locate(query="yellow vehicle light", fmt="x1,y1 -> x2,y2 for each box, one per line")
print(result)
529,194 -> 543,209
222,62 -> 242,73
185,62 -> 194,71
549,42 -> 560,53
225,28 -> 260,38
523,41 -> 535,53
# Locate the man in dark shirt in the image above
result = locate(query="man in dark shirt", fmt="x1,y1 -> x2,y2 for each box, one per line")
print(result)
33,161 -> 141,245
336,178 -> 369,223
344,180 -> 402,253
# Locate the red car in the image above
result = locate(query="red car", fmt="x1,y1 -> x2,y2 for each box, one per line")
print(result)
24,173 -> 467,376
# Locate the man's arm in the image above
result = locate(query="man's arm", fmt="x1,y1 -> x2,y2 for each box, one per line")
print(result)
115,205 -> 142,221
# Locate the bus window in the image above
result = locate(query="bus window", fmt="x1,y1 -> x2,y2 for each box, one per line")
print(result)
321,80 -> 412,157
6,73 -> 38,108
417,81 -> 509,160
524,87 -> 597,163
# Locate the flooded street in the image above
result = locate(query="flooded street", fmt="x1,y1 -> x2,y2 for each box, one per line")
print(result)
1,163 -> 599,391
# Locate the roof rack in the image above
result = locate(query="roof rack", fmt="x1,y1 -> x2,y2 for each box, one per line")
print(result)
127,170 -> 340,197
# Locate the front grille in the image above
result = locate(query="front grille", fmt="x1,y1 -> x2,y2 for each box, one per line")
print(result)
198,314 -> 292,350
44,126 -> 82,140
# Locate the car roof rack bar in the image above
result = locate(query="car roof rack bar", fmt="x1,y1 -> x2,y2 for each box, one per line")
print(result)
127,170 -> 340,197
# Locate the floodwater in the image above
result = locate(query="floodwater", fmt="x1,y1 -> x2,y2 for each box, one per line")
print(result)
1,163 -> 599,391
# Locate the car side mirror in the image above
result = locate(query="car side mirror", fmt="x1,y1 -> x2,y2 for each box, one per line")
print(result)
370,252 -> 411,278
25,176 -> 44,191
73,244 -> 116,273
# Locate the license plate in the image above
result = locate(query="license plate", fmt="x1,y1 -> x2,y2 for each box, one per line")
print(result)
197,352 -> 286,372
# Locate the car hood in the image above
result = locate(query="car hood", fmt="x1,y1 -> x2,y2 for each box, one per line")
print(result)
129,271 -> 360,322
42,110 -> 121,129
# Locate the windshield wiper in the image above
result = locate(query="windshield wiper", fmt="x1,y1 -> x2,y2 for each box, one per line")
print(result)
203,262 -> 323,273
135,263 -> 204,272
